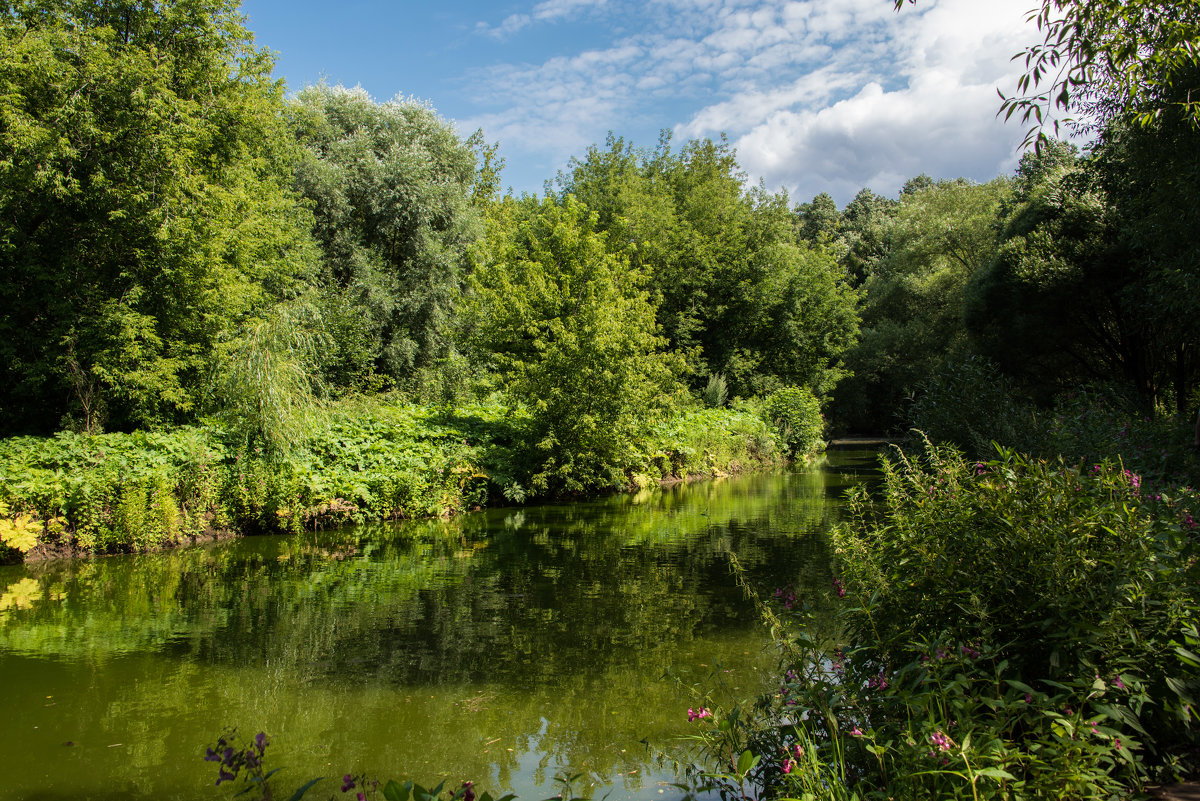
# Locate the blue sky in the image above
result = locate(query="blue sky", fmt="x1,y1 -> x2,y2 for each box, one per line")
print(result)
239,0 -> 1043,204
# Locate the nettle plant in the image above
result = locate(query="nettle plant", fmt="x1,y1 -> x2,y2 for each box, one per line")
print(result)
681,441 -> 1199,800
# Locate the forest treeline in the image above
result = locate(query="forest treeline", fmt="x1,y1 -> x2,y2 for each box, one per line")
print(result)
1,0 -> 1199,551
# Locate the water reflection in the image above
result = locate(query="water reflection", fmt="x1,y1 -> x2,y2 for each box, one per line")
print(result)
0,453 -> 878,801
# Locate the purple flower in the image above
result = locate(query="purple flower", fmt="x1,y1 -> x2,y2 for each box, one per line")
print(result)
204,748 -> 220,762
868,671 -> 888,691
782,758 -> 795,774
831,578 -> 845,598
1113,676 -> 1126,690
463,781 -> 476,801
342,774 -> 356,793
929,731 -> 952,752
254,732 -> 268,752
217,768 -> 237,786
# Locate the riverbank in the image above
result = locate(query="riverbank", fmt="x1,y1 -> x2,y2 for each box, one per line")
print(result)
0,396 -> 791,563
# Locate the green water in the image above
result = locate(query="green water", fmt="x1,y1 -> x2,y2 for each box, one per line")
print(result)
0,451 -> 878,801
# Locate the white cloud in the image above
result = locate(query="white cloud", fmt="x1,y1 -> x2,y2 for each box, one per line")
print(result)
478,0 -> 610,38
464,0 -> 1044,201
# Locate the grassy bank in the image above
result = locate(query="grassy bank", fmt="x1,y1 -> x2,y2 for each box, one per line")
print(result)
0,396 -> 790,563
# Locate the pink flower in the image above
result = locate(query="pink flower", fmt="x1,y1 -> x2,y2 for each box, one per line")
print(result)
850,727 -> 863,737
782,758 -> 795,774
688,707 -> 711,722
930,731 -> 952,752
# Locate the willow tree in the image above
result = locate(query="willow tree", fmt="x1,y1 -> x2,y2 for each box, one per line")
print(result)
287,85 -> 482,391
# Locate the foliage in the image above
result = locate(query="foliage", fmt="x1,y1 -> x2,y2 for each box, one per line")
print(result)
211,301 -> 330,459
287,85 -> 482,389
702,374 -> 728,409
468,194 -> 683,496
906,356 -> 1038,458
684,441 -> 1200,799
762,387 -> 825,458
0,0 -> 318,433
831,179 -> 1011,435
966,120 -> 1199,414
0,394 -> 786,559
1040,386 -> 1200,488
556,134 -> 858,399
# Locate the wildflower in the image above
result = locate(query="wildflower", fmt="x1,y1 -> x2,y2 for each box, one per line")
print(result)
868,671 -> 888,691
782,758 -> 795,774
1024,693 -> 1033,704
463,782 -> 476,801
929,731 -> 952,752
793,744 -> 804,759
254,732 -> 268,752
688,707 -> 711,722
1090,720 -> 1101,735
1113,737 -> 1122,750
1113,676 -> 1126,690
850,727 -> 863,737
959,644 -> 980,660
831,578 -> 845,598
217,768 -> 237,786
342,774 -> 356,793
974,462 -> 986,475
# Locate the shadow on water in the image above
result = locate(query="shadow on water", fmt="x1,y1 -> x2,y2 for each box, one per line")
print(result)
0,452 -> 882,801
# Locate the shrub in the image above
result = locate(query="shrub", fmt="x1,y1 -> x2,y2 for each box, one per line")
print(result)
906,356 -> 1036,457
762,387 -> 825,457
682,439 -> 1200,799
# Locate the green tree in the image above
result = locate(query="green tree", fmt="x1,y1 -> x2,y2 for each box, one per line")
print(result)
287,85 -> 483,391
832,178 -> 1011,433
0,0 -> 317,434
468,195 -> 682,496
558,135 -> 857,399
967,115 -> 1199,412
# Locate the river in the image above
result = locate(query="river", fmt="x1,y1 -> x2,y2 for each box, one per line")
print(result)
0,449 -> 879,801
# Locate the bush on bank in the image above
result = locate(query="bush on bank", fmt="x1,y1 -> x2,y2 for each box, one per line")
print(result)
683,440 -> 1200,800
0,398 -> 791,561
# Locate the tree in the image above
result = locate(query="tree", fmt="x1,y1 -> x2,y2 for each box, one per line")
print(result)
831,178 -> 1011,433
287,85 -> 482,390
557,134 -> 858,398
0,0 -> 317,433
897,0 -> 1200,145
966,115 -> 1200,412
467,195 -> 682,495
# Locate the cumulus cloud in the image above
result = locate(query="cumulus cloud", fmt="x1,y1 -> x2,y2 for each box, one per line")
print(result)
465,0 -> 1041,201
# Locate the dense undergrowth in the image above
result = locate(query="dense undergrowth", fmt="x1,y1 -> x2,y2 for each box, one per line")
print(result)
0,396 -> 794,562
681,439 -> 1200,800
